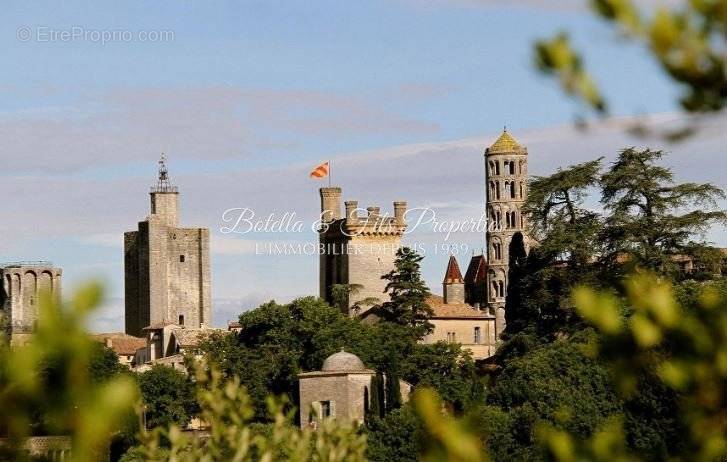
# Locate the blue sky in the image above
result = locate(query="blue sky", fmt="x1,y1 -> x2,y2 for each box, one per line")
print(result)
1,1 -> 723,331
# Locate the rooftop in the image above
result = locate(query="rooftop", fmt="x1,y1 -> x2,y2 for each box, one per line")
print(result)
427,295 -> 492,319
487,130 -> 523,154
443,255 -> 464,283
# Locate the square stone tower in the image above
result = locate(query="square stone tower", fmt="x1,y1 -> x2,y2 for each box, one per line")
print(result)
124,155 -> 211,337
485,129 -> 528,338
318,187 -> 406,316
0,262 -> 62,344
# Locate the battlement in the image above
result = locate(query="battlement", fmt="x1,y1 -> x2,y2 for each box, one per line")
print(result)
319,187 -> 406,236
0,261 -> 55,269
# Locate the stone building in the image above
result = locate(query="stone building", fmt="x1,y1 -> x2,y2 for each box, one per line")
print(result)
0,262 -> 62,344
298,350 -> 411,429
318,187 -> 407,316
423,256 -> 497,360
485,129 -> 529,337
124,155 -> 212,337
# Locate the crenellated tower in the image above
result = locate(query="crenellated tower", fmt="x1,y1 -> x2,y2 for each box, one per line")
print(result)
318,187 -> 407,317
485,129 -> 528,338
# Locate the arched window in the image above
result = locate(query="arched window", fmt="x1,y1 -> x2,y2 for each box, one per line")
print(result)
508,160 -> 515,175
498,281 -> 505,298
495,161 -> 500,175
510,182 -> 516,198
519,182 -> 524,198
178,314 -> 185,326
493,241 -> 502,260
496,181 -> 501,199
474,326 -> 481,344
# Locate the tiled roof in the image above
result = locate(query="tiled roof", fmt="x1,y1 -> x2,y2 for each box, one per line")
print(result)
427,295 -> 491,319
443,255 -> 464,283
91,333 -> 146,356
488,130 -> 522,154
464,255 -> 488,284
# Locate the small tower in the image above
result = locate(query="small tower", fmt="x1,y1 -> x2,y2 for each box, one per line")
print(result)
149,153 -> 179,227
485,129 -> 528,337
442,255 -> 465,304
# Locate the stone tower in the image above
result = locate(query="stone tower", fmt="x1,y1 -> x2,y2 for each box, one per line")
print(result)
1,262 -> 62,344
485,129 -> 528,337
318,187 -> 407,316
442,255 -> 465,304
124,155 -> 211,337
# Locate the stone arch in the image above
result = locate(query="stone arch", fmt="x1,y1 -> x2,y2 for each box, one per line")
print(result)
39,271 -> 53,295
22,271 -> 37,325
491,236 -> 502,261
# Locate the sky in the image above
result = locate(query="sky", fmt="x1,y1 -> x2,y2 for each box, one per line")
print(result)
1,0 -> 724,332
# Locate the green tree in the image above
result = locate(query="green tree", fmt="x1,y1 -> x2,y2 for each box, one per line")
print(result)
401,342 -> 484,413
88,342 -> 127,383
377,247 -> 433,338
365,406 -> 423,462
600,147 -> 726,277
137,365 -> 197,429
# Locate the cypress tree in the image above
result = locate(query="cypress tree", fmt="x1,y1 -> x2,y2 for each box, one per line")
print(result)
384,371 -> 402,414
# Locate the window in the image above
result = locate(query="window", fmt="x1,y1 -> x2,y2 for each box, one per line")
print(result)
446,331 -> 457,342
493,242 -> 502,261
474,326 -> 481,344
179,255 -> 185,262
320,400 -> 332,417
178,314 -> 185,326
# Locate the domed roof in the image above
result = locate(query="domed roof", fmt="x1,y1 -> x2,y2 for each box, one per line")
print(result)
488,130 -> 522,154
322,349 -> 366,372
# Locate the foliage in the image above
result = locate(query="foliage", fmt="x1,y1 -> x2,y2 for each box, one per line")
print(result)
365,406 -> 423,462
400,341 -> 485,413
487,333 -> 623,459
570,274 -> 727,461
88,342 -> 128,383
510,148 -> 724,338
600,147 -> 726,277
0,283 -> 138,462
137,364 -> 198,429
376,247 -> 434,337
126,367 -> 367,462
535,0 -> 727,119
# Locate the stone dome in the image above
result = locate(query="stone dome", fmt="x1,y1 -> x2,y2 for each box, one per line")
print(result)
321,349 -> 366,372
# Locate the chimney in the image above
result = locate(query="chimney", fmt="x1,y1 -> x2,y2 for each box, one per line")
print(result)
319,187 -> 342,223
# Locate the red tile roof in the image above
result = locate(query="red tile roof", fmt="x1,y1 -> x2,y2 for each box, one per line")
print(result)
91,333 -> 146,356
427,295 -> 492,319
443,255 -> 464,283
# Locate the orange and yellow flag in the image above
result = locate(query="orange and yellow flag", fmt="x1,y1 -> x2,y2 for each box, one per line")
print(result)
309,161 -> 329,179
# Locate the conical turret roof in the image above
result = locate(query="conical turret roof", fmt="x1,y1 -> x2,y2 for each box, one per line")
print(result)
443,255 -> 464,283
